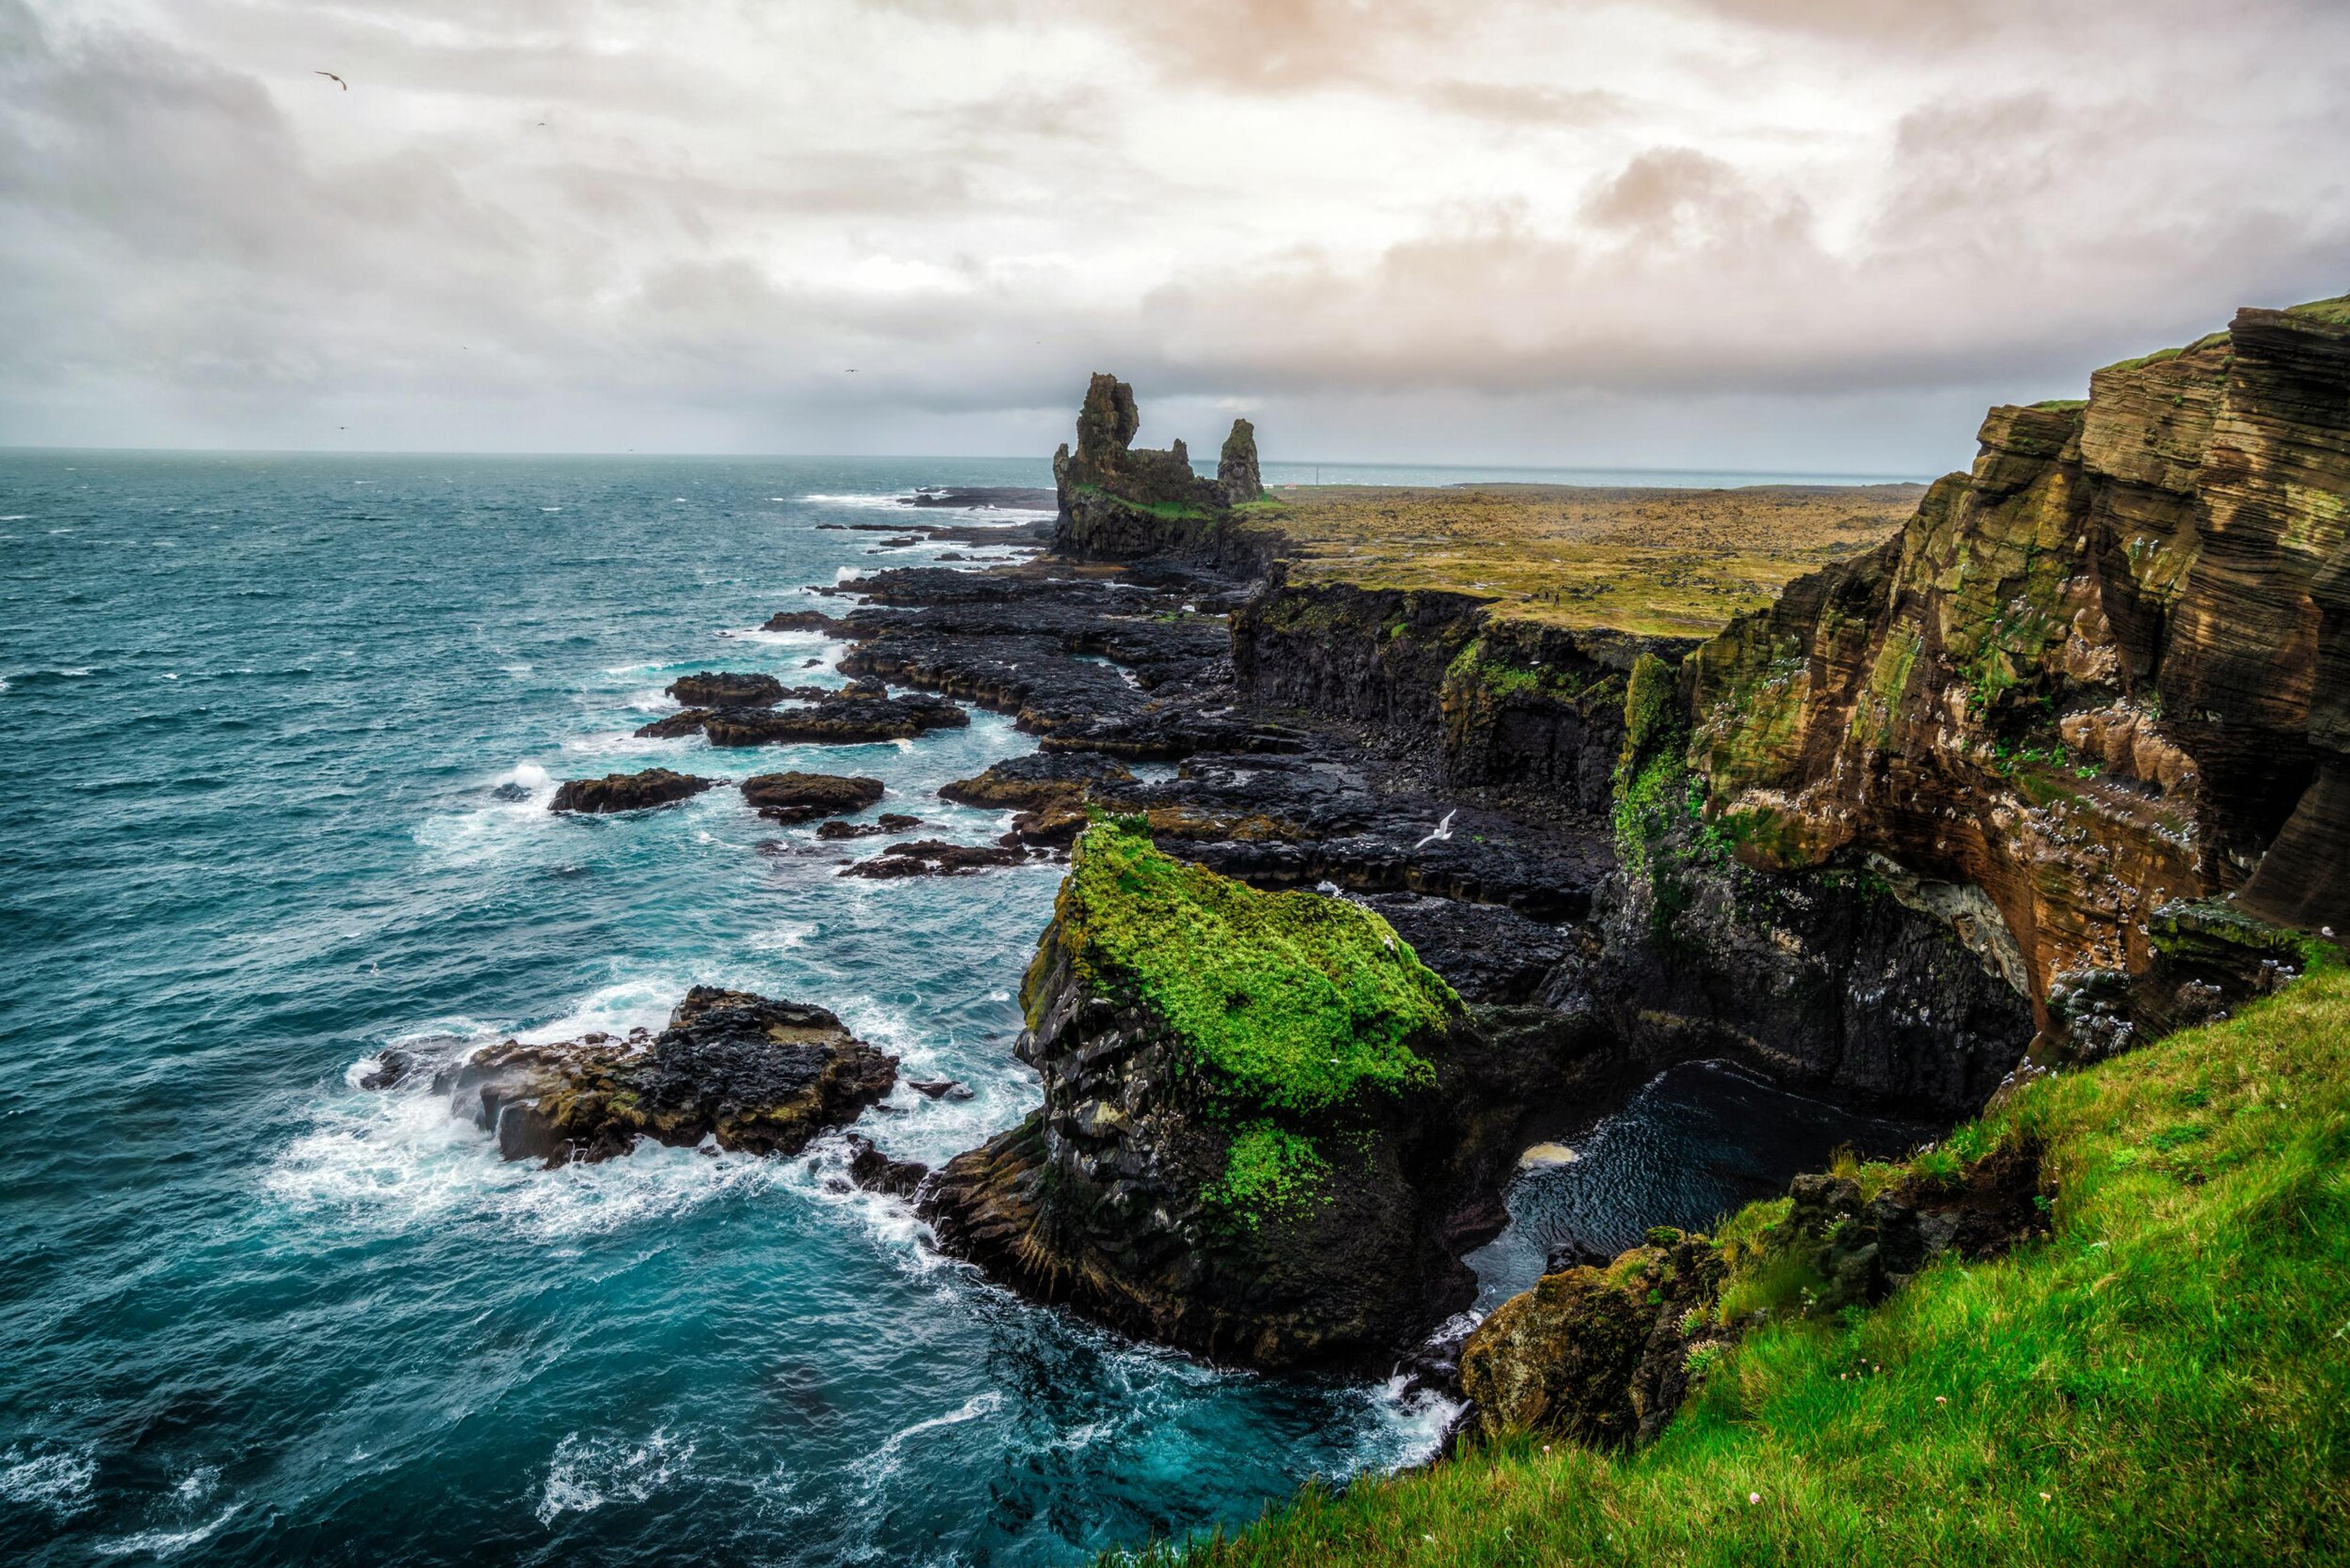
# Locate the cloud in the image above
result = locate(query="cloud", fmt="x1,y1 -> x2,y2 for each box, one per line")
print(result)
1,0 -> 2344,470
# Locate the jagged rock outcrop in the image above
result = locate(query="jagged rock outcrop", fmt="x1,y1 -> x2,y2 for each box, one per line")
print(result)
1053,373 -> 1263,560
550,768 -> 715,814
739,771 -> 885,824
419,987 -> 897,1166
1673,297 -> 2350,1056
920,818 -> 1624,1369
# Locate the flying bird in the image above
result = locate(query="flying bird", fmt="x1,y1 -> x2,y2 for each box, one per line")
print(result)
315,70 -> 346,90
1413,808 -> 1457,851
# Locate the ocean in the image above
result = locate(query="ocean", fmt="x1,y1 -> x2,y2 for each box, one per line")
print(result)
0,451 -> 1920,1566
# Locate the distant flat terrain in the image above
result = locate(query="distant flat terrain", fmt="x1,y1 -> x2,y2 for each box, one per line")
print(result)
1237,482 -> 1927,638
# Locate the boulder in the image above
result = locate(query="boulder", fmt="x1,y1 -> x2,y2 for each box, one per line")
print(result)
740,772 -> 886,824
550,768 -> 715,814
427,987 -> 897,1167
845,1133 -> 929,1197
666,671 -> 788,707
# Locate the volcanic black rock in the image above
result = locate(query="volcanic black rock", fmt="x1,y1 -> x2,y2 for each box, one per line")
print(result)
550,768 -> 715,815
740,771 -> 886,824
429,987 -> 897,1167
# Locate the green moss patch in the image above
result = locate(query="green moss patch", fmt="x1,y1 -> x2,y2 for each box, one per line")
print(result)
1056,818 -> 1456,1114
1205,1123 -> 1332,1226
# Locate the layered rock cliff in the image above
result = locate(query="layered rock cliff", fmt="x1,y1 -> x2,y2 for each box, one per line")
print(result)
1674,297 -> 2350,1058
1053,373 -> 1262,560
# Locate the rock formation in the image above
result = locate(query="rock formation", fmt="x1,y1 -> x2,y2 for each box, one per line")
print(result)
1667,296 -> 2350,1058
666,671 -> 793,707
1052,373 -> 1262,559
739,771 -> 885,824
641,686 -> 969,745
920,818 -> 1628,1368
550,767 -> 715,814
422,987 -> 897,1166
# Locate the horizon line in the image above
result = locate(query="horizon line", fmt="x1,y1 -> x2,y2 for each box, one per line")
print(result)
0,444 -> 1938,483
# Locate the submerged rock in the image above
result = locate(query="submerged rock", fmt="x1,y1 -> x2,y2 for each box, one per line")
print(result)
844,1133 -> 928,1197
550,768 -> 715,814
838,839 -> 1028,878
815,813 -> 922,840
426,987 -> 897,1167
740,771 -> 886,824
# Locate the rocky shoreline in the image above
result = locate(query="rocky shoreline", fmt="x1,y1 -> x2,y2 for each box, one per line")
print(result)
445,295 -> 2344,1454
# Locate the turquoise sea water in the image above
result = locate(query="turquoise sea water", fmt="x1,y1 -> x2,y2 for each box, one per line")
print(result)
0,452 -> 1921,1566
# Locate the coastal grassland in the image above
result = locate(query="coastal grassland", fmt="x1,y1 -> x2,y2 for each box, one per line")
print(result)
1234,483 -> 1919,638
1119,959 -> 2350,1566
1049,817 -> 1459,1114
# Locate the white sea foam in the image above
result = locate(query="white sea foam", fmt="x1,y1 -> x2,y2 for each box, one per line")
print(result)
855,1393 -> 1001,1492
0,1444 -> 97,1517
802,492 -> 912,509
748,920 -> 819,954
94,1506 -> 240,1558
514,977 -> 679,1043
537,1428 -> 696,1523
0,513 -> 28,521
267,1071 -> 789,1245
1341,1374 -> 1462,1477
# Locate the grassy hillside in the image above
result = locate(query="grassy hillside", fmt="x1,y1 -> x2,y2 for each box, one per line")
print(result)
1119,959 -> 2350,1565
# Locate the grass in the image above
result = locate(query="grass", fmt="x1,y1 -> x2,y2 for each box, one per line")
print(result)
1231,483 -> 1919,638
1048,816 -> 1459,1116
1111,957 -> 2350,1566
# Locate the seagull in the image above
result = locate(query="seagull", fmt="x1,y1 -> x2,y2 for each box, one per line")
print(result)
315,70 -> 346,90
1413,808 -> 1457,851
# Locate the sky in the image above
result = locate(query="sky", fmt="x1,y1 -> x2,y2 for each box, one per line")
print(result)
2,0 -> 2344,472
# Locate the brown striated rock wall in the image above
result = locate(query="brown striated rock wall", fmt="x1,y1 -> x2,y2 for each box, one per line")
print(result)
1680,300 -> 2350,1053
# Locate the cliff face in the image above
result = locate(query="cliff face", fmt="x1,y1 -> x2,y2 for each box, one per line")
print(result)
1053,373 -> 1263,560
1231,577 -> 1689,815
1680,300 -> 2350,1053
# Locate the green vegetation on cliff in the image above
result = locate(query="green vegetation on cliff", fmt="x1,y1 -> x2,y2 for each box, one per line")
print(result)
1053,818 -> 1457,1114
1128,959 -> 2350,1566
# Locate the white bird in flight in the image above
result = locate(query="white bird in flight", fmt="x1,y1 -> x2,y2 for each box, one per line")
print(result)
1414,809 -> 1457,851
315,70 -> 346,90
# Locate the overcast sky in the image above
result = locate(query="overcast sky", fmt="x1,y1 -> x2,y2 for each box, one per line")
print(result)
2,0 -> 2344,472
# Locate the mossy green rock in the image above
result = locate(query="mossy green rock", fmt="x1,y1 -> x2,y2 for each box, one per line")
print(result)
923,821 -> 1503,1369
